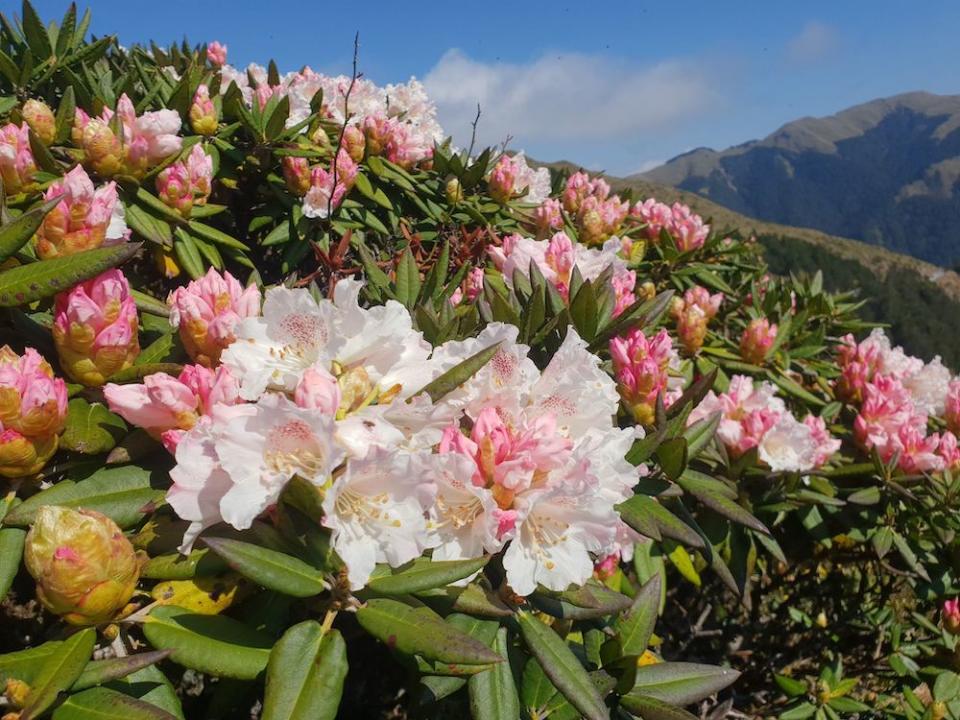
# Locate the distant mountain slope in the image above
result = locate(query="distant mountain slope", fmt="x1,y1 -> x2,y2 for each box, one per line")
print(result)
639,92 -> 960,266
541,159 -> 960,367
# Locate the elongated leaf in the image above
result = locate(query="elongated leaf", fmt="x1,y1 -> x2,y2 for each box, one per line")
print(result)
617,495 -> 704,548
0,243 -> 141,307
516,611 -> 609,720
394,247 -> 421,308
60,398 -> 126,454
125,204 -> 173,246
614,574 -> 662,657
105,665 -> 183,719
530,584 -> 632,620
414,342 -> 501,403
676,473 -> 768,535
367,556 -> 489,595
187,220 -> 248,250
52,686 -> 179,720
619,693 -> 697,720
0,641 -> 62,685
627,662 -> 740,706
142,549 -> 226,580
262,622 -> 347,720
0,526 -> 25,602
21,628 -> 96,720
0,195 -> 61,264
143,605 -> 272,680
4,466 -> 165,528
109,363 -> 184,383
21,1 -> 53,59
73,651 -> 173,691
356,598 -> 503,666
202,537 -> 326,597
469,627 -> 520,720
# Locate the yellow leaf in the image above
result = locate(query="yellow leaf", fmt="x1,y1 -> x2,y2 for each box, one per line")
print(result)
666,543 -> 701,587
150,574 -> 245,615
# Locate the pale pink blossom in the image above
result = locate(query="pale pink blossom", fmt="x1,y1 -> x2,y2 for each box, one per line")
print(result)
945,380 -> 960,435
802,415 -> 841,468
302,166 -> 348,219
632,199 -> 709,251
168,267 -> 262,367
294,367 -> 341,415
533,198 -> 563,237
689,375 -> 786,459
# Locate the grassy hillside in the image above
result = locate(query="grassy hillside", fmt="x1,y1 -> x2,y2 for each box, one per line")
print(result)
546,159 -> 960,368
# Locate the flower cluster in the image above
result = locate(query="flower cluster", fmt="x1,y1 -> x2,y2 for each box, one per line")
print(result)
489,231 -> 636,312
488,152 -> 551,205
838,329 -> 956,472
632,199 -> 710,252
672,286 -> 723,354
74,93 -> 182,177
0,346 -> 67,478
689,375 -> 839,472
108,270 -> 640,596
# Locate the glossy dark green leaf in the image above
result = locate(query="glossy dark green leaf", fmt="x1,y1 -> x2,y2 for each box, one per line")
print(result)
72,650 -> 173,691
614,574 -> 662,657
0,194 -> 61,264
60,398 -> 126,454
51,686 -> 179,720
262,622 -> 347,720
203,537 -> 326,597
619,693 -> 697,720
617,495 -> 704,548
413,341 -> 501,403
20,628 -> 96,720
366,556 -> 489,595
0,526 -> 25,602
469,627 -> 520,720
627,662 -> 740,706
516,611 -> 609,720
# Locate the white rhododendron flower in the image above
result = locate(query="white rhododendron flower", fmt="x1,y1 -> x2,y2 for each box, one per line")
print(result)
321,445 -> 436,590
757,414 -> 818,473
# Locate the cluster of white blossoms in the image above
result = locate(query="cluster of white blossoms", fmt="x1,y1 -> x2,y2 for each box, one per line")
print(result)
166,279 -> 640,595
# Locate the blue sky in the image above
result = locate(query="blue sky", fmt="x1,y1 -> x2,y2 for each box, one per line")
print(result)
27,0 -> 960,175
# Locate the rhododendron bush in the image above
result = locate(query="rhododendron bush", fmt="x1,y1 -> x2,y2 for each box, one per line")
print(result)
2,4 -> 960,720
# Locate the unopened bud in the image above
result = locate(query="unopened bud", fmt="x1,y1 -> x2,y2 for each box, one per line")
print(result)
189,85 -> 218,136
740,317 -> 778,366
82,119 -> 124,177
341,125 -> 365,163
22,99 -> 55,146
282,156 -> 311,196
445,177 -> 463,204
4,678 -> 30,708
24,506 -> 142,626
944,598 -> 960,634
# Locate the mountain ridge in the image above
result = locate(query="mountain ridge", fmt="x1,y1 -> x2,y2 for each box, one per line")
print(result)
637,91 -> 960,265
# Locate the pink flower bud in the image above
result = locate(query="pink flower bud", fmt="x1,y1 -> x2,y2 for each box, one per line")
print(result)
206,41 -> 227,67
341,124 -> 365,163
53,269 -> 140,386
464,267 -> 485,302
610,328 -> 677,425
488,154 -> 518,204
81,119 -> 124,177
282,156 -> 311,196
168,267 -> 261,367
671,287 -> 721,356
22,99 -> 55,146
561,172 -> 592,214
0,429 -> 58,479
0,123 -> 37,194
156,145 -> 213,218
740,318 -> 778,365
445,177 -> 464,204
945,380 -> 960,435
944,599 -> 960,634
533,198 -> 563,238
189,84 -> 218,136
361,114 -> 392,157
294,367 -> 341,415
105,364 -> 239,452
0,346 -> 67,439
24,506 -> 142,626
72,108 -> 90,147
35,165 -> 122,259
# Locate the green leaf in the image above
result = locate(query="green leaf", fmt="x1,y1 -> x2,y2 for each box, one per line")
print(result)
676,472 -> 768,535
3,466 -> 165,528
20,1 -> 53,59
683,412 -> 720,458
0,641 -> 62,685
529,583 -> 632,620
0,243 -> 141,307
413,341 -> 501,403
627,662 -> 740,706
0,526 -> 25,602
366,556 -> 489,595
469,627 -> 520,720
569,279 -> 599,341
173,229 -> 204,280
187,220 -> 248,251
51,686 -> 179,720
356,598 -> 503,666
619,694 -> 697,720
654,438 -> 688,481
617,495 -> 704,548
394,247 -> 421,308
104,665 -> 183,719
20,628 -> 96,720
28,128 -> 59,173
72,651 -> 173,691
516,611 -> 609,720
614,574 -> 662,657
779,702 -> 817,720
774,674 -> 808,698
60,398 -> 126,454
143,605 -> 273,680
202,537 -> 326,598
262,622 -> 348,720
0,194 -> 62,264
108,363 -> 184,384
125,203 -> 173,246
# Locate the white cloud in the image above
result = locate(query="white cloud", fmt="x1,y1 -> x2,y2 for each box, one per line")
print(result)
786,22 -> 838,63
423,50 -> 713,152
